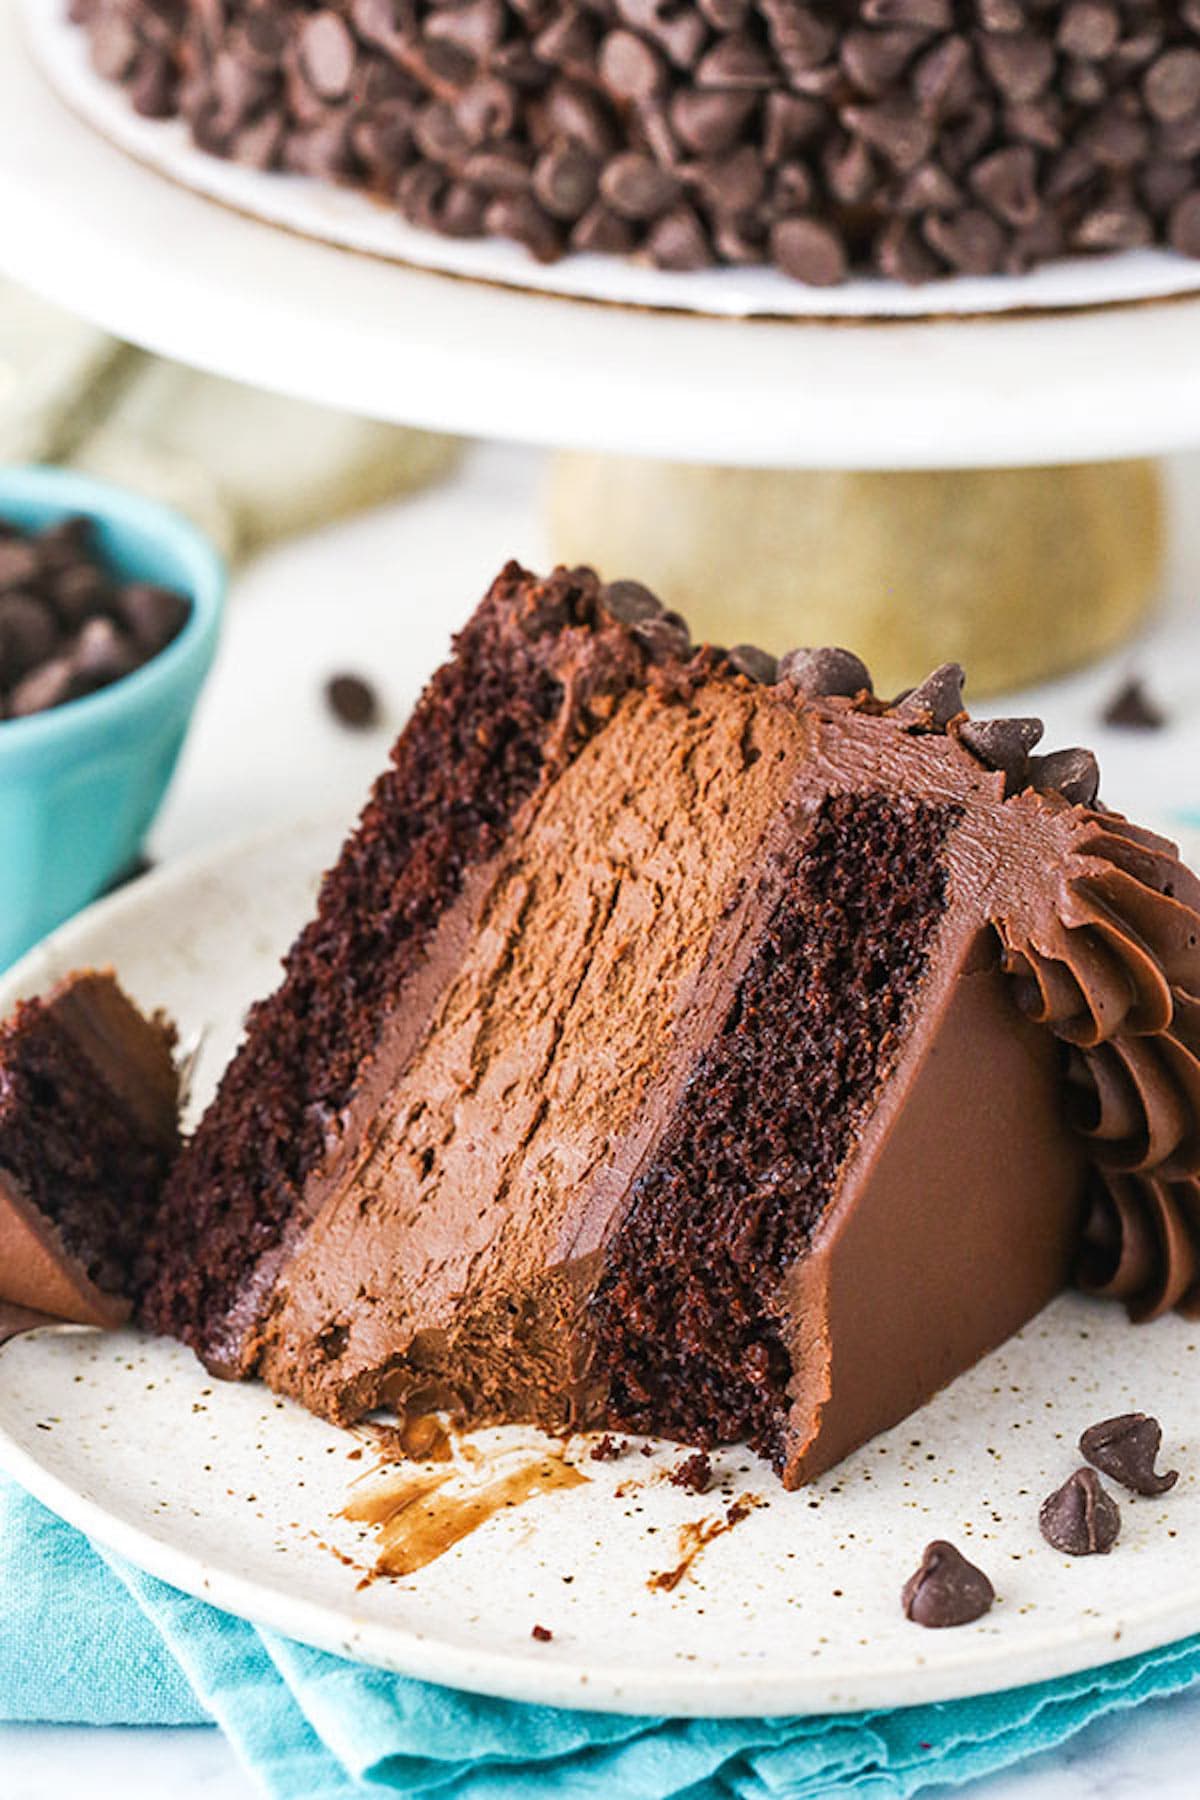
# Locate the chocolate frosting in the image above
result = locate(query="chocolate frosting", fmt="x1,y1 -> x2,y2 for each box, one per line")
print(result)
990,813 -> 1200,1322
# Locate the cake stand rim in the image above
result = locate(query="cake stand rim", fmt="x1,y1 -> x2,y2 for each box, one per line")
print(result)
3,0 -> 1200,469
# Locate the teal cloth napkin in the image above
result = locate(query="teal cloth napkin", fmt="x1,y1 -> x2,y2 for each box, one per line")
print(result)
5,1474 -> 1200,1800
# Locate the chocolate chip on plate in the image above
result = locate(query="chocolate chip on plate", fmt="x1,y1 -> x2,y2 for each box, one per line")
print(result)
1080,1413 -> 1179,1496
901,1540 -> 995,1626
1039,1467 -> 1121,1555
1101,677 -> 1166,732
325,673 -> 380,730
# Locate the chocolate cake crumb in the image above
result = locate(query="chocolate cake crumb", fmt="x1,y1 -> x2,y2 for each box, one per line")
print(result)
1080,1414 -> 1179,1496
531,1624 -> 553,1642
902,1541 -> 994,1628
1040,1468 -> 1121,1555
1102,678 -> 1166,732
325,673 -> 380,730
670,1451 -> 713,1494
590,1434 -> 629,1463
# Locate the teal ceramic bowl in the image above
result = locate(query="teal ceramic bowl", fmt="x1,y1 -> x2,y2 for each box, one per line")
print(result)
0,469 -> 225,970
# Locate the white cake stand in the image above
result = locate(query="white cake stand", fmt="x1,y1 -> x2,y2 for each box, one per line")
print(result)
3,0 -> 1200,469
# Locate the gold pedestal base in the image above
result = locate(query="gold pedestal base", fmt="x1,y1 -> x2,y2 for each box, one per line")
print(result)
546,457 -> 1164,698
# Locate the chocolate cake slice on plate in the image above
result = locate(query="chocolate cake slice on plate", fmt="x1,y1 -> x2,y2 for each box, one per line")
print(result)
0,972 -> 179,1329
128,563 -> 1200,1486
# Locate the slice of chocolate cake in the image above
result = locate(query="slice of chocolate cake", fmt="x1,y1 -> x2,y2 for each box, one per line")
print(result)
0,972 -> 179,1328
141,564 -> 1200,1486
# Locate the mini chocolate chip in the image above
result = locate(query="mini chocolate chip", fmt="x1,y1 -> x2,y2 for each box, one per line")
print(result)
113,583 -> 191,655
646,204 -> 712,270
0,537 -> 42,590
1102,677 -> 1165,731
843,98 -> 933,171
979,33 -> 1055,103
634,615 -> 691,662
49,560 -> 111,629
601,578 -> 663,625
325,673 -> 380,729
530,1623 -> 553,1641
297,11 -> 357,102
671,90 -> 758,157
71,616 -> 140,692
923,207 -> 1006,274
1039,1467 -> 1121,1555
1058,0 -> 1119,61
533,143 -> 599,219
1029,746 -> 1100,807
1169,190 -> 1200,257
957,716 -> 1044,783
600,153 -> 680,221
9,656 -> 77,718
970,145 -> 1040,226
695,35 -> 778,90
1080,1413 -> 1179,1496
777,646 -> 872,699
771,217 -> 847,286
0,593 -> 59,683
902,1541 -> 994,1627
1144,49 -> 1200,124
893,662 -> 965,728
571,203 -> 636,254
727,644 -> 778,683
599,29 -> 666,103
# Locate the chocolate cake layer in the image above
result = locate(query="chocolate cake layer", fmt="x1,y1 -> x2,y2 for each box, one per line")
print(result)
0,971 -> 179,1327
74,0 -> 1200,284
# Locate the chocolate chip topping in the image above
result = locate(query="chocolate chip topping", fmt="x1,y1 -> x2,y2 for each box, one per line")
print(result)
1102,676 -> 1166,731
957,715 -> 1044,788
1080,1412 -> 1179,1496
1028,746 -> 1101,807
901,1540 -> 994,1627
727,643 -> 778,684
1039,1466 -> 1121,1554
893,662 -> 966,730
325,673 -> 381,729
600,578 -> 663,626
74,0 -> 1200,286
776,646 -> 873,699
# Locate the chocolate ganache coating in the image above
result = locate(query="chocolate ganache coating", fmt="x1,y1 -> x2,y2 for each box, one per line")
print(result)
71,0 -> 1200,285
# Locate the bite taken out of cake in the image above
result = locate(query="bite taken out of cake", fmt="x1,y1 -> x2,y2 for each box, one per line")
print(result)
87,561 -> 1197,1490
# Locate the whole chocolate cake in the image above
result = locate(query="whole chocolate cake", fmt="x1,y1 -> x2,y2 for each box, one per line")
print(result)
0,972 -> 179,1328
71,0 -> 1200,284
120,563 -> 1200,1486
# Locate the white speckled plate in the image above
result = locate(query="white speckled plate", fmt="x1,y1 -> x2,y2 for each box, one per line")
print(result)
1,820 -> 1200,1718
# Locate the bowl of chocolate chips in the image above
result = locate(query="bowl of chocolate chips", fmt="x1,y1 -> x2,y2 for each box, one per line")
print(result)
0,467 -> 225,968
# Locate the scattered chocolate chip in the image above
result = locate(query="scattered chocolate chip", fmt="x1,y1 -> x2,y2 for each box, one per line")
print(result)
957,716 -> 1044,786
727,644 -> 778,684
1029,746 -> 1101,807
325,673 -> 380,730
589,1433 -> 629,1462
1039,1467 -> 1121,1554
670,1451 -> 713,1493
1080,1413 -> 1179,1496
1101,677 -> 1165,732
777,646 -> 873,699
901,1541 -> 994,1627
894,662 -> 965,729
530,1623 -> 553,1641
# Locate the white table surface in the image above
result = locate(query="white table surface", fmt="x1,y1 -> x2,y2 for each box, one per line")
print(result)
6,439 -> 1200,1798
